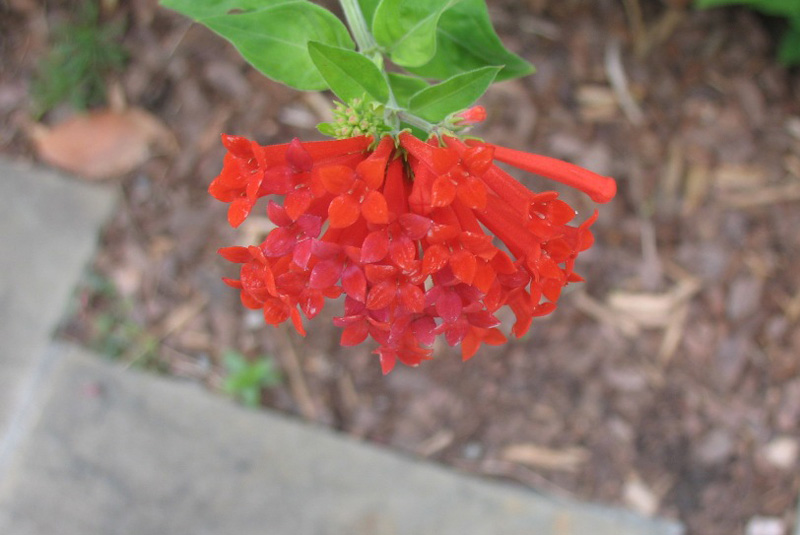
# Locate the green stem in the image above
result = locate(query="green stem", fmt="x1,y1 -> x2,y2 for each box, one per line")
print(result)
338,0 -> 401,120
397,110 -> 437,134
339,0 -> 377,54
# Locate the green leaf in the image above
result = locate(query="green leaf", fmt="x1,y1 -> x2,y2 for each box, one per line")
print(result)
308,42 -> 389,103
694,0 -> 800,17
160,0 -> 353,90
372,0 -> 460,67
357,0 -> 381,26
408,65 -> 500,123
317,122 -> 338,136
778,21 -> 800,65
387,72 -> 429,107
405,0 -> 534,82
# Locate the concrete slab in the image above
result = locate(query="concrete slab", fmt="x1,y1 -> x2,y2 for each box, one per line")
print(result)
0,343 -> 683,535
0,159 -> 115,471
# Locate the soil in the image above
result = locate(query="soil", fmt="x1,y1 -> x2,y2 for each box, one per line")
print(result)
3,1 -> 800,534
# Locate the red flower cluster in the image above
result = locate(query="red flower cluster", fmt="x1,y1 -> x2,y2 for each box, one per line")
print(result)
210,123 -> 615,373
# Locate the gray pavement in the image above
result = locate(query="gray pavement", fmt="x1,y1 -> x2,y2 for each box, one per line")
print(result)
0,159 -> 116,473
0,157 -> 685,534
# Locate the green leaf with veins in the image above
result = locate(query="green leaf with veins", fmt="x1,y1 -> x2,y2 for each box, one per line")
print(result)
160,0 -> 353,90
405,0 -> 534,82
387,72 -> 429,107
408,65 -> 500,123
372,0 -> 461,67
308,42 -> 390,103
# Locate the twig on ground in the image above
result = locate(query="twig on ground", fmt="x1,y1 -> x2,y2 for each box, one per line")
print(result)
604,39 -> 645,126
275,325 -> 318,421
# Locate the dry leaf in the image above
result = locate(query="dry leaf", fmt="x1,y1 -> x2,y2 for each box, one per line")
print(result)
31,108 -> 174,180
501,443 -> 590,472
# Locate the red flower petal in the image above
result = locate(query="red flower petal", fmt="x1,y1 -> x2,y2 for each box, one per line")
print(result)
398,283 -> 425,313
218,246 -> 251,263
431,175 -> 456,208
389,236 -> 417,272
222,277 -> 243,289
462,144 -> 494,176
328,194 -> 360,228
286,138 -> 313,172
309,260 -> 343,289
456,175 -> 487,210
426,222 -> 459,243
364,263 -> 396,283
299,290 -> 325,319
341,321 -> 369,346
361,230 -> 390,263
342,264 -> 367,302
317,164 -> 356,194
262,227 -> 295,257
461,328 -> 481,361
472,261 -> 497,293
227,197 -> 252,228
398,213 -> 432,240
361,190 -> 389,224
292,238 -> 313,269
241,291 -> 262,309
267,200 -> 292,227
436,291 -> 462,323
449,249 -> 477,284
378,349 -> 396,375
284,189 -> 314,221
221,134 -> 252,158
355,135 -> 393,190
411,316 -> 437,346
366,281 -> 396,310
422,244 -> 450,274
263,299 -> 289,325
290,307 -> 307,336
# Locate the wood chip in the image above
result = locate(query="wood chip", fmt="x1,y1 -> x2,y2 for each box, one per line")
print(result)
761,437 -> 798,470
623,475 -> 659,516
714,163 -> 768,192
501,443 -> 590,472
721,182 -> 800,208
576,85 -> 618,122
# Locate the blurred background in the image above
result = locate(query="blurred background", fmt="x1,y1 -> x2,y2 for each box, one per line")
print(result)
2,0 -> 800,533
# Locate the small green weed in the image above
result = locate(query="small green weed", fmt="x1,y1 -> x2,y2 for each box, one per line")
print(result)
32,1 -> 128,117
696,0 -> 800,65
222,350 -> 282,407
68,270 -> 162,371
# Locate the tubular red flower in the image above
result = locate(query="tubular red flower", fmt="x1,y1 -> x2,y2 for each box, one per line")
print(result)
467,140 -> 617,203
211,128 -> 616,373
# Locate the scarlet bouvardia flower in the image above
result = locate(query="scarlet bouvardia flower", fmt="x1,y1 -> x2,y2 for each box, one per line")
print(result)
210,110 -> 616,374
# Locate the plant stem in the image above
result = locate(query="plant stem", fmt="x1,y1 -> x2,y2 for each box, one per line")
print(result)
397,110 -> 436,133
339,0 -> 377,54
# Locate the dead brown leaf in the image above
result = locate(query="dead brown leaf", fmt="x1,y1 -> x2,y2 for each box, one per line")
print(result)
31,108 -> 175,180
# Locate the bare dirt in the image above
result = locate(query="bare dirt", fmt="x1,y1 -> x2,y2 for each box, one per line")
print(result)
3,1 -> 800,533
